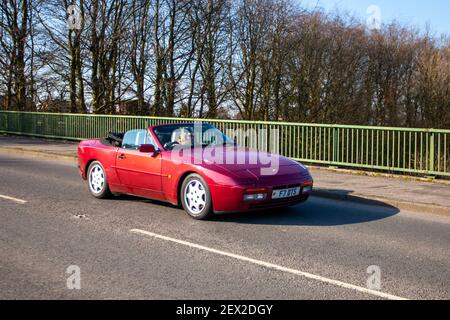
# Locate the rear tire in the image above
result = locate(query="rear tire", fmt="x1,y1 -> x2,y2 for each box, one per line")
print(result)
181,174 -> 213,220
87,161 -> 111,199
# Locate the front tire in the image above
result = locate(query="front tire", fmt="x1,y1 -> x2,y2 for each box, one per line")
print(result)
87,161 -> 111,199
181,174 -> 213,220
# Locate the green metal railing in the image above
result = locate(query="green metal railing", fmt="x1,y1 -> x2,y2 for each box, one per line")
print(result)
1,111 -> 449,178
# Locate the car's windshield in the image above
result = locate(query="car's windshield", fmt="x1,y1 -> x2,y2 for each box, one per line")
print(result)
153,124 -> 235,150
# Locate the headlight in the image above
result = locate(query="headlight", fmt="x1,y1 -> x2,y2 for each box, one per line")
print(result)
243,193 -> 267,201
243,188 -> 268,201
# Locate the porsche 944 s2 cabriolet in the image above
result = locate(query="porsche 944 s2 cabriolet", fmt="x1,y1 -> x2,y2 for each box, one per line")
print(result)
78,123 -> 313,220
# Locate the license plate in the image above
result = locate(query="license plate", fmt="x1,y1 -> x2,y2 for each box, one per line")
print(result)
272,187 -> 300,199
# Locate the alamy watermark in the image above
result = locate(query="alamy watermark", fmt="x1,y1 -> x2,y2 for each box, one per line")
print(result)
366,5 -> 382,31
67,5 -> 82,31
66,265 -> 81,290
367,265 -> 381,290
169,122 -> 282,176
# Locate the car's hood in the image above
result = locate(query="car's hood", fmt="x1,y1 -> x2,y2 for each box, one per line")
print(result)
183,146 -> 310,182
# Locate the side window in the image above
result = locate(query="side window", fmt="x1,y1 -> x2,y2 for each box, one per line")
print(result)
122,130 -> 139,150
122,129 -> 156,150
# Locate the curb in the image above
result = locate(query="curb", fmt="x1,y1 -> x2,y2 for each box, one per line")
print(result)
1,145 -> 449,218
0,146 -> 78,163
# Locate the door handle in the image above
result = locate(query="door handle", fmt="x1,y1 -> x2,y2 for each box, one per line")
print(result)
118,154 -> 126,160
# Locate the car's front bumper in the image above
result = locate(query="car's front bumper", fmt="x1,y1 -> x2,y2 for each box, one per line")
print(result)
210,180 -> 313,214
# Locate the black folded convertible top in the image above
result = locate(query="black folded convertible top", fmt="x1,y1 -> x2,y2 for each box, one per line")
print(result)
101,132 -> 124,147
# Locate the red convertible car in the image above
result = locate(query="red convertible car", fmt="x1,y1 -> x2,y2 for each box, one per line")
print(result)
78,123 -> 313,220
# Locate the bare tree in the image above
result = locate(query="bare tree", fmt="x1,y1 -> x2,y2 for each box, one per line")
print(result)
0,0 -> 448,130
0,0 -> 31,110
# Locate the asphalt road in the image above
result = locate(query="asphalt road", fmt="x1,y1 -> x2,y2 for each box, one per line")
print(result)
0,151 -> 449,300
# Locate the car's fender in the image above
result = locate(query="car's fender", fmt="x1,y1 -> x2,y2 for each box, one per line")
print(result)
78,140 -> 120,187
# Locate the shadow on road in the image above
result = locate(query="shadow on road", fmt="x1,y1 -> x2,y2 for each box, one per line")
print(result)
212,189 -> 400,226
111,189 -> 400,227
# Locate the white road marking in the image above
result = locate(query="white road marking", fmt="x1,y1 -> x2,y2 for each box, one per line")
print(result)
0,194 -> 27,204
130,228 -> 408,300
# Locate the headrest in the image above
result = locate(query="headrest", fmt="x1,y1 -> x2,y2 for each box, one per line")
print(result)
171,128 -> 191,144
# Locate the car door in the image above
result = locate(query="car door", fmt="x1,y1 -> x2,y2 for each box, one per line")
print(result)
115,129 -> 162,196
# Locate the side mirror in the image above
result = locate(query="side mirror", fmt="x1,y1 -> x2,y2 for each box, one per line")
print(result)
139,144 -> 156,154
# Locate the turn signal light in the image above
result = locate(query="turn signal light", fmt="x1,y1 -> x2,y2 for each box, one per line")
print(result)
245,188 -> 268,193
303,181 -> 313,193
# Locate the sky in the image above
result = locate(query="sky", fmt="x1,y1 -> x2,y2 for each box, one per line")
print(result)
299,0 -> 450,36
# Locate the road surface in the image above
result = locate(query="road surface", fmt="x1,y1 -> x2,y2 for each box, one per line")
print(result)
0,152 -> 449,299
